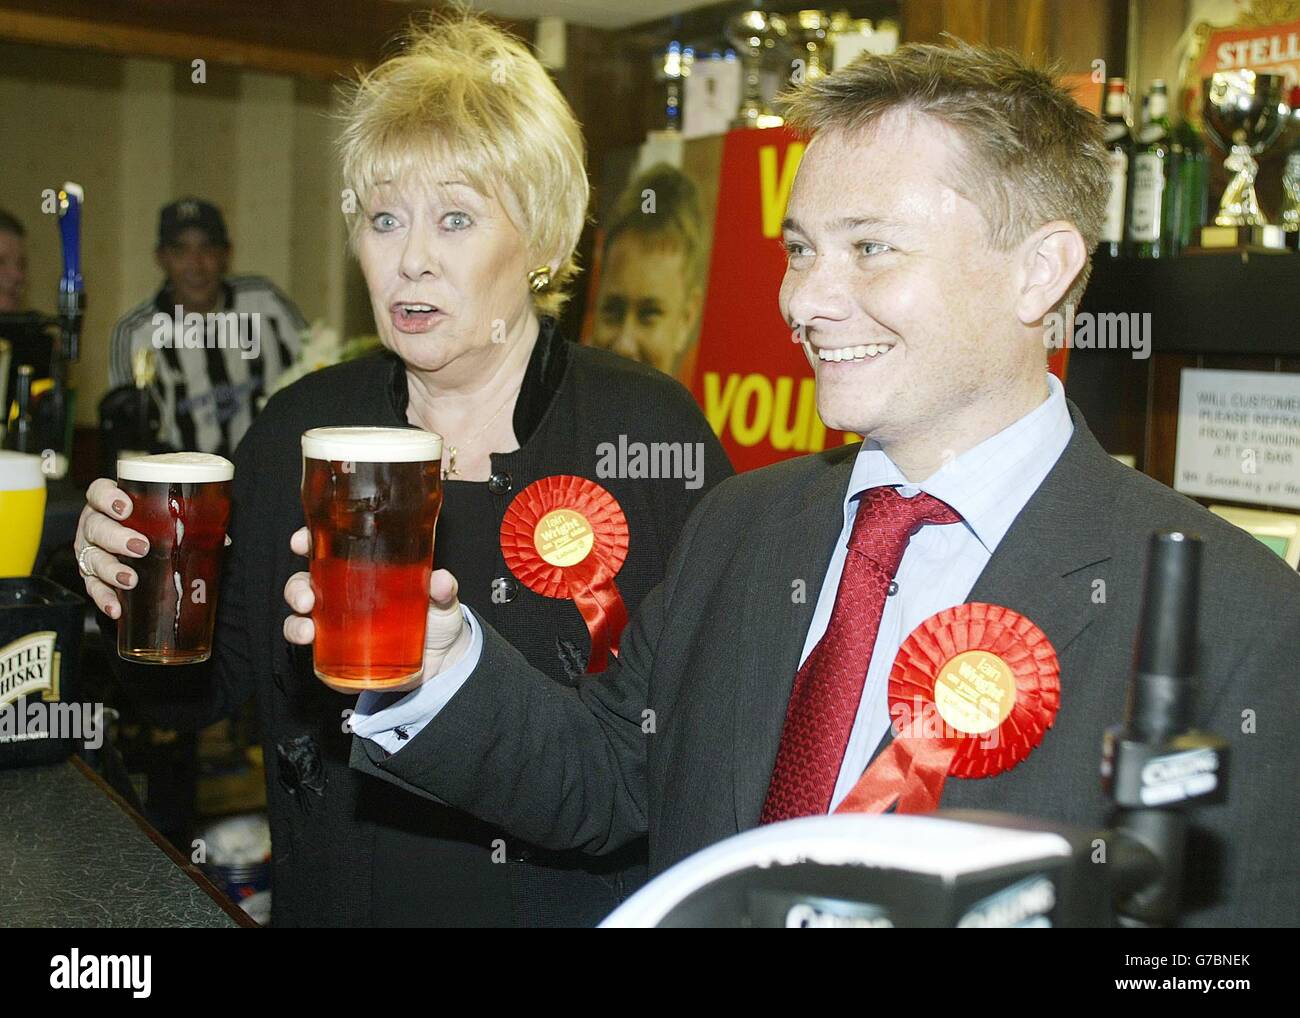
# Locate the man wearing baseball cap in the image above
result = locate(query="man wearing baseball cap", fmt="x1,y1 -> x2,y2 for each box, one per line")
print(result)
108,197 -> 305,455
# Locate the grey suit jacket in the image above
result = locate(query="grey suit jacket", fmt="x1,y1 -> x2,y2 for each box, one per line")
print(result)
353,403 -> 1300,926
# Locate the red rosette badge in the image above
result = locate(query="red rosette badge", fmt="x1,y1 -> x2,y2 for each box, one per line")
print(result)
500,476 -> 630,673
835,602 -> 1060,815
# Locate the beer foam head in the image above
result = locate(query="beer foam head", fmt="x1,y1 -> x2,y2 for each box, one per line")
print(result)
0,451 -> 46,491
117,452 -> 235,483
301,427 -> 443,463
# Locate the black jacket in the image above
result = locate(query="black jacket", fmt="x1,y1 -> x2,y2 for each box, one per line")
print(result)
352,403 -> 1300,927
110,321 -> 733,926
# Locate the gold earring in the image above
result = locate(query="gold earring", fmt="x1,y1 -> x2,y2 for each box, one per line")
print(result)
528,265 -> 552,292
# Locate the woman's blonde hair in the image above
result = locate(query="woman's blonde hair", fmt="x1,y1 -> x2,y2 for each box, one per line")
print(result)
337,8 -> 589,318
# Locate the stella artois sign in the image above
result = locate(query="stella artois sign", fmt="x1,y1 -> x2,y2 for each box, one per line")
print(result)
1184,0 -> 1300,120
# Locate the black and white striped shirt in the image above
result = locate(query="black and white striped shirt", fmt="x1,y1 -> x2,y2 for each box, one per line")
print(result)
109,276 -> 305,455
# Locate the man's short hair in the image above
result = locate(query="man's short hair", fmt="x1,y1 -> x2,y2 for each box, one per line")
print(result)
336,7 -> 588,319
0,209 -> 25,238
780,40 -> 1108,311
602,163 -> 707,287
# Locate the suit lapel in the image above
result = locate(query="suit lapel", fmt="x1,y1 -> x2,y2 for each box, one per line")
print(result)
967,402 -> 1116,656
732,450 -> 856,828
867,402 -> 1120,768
736,403 -> 1122,819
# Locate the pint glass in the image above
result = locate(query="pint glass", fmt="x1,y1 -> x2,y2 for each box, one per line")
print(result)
116,452 -> 234,664
0,451 -> 46,578
300,427 -> 443,689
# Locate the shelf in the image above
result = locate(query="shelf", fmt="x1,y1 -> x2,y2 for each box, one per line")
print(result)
1078,252 -> 1300,358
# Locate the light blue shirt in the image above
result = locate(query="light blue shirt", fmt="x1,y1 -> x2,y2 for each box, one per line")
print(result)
816,373 -> 1073,808
349,610 -> 482,751
351,374 -> 1074,813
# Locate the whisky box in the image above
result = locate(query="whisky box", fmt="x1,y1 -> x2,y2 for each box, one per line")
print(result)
0,577 -> 86,768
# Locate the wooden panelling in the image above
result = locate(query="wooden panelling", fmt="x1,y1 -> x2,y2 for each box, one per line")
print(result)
900,0 -> 1055,55
1047,0 -> 1111,74
942,0 -> 992,45
0,8 -> 360,79
0,0 -> 534,79
900,0 -> 947,42
901,0 -> 1121,68
1146,352 -> 1195,484
1128,0 -> 1189,98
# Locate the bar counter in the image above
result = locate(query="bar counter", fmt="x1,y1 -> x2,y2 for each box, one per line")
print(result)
0,755 -> 254,928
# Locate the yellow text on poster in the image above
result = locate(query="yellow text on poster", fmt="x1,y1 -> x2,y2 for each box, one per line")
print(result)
759,142 -> 805,238
705,371 -> 841,451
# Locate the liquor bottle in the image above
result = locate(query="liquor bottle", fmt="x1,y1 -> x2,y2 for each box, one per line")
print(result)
1099,78 -> 1132,258
1127,80 -> 1174,258
3,365 -> 35,454
1168,88 -> 1209,255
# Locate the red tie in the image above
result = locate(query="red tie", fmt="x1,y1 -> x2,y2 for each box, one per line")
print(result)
760,486 -> 962,823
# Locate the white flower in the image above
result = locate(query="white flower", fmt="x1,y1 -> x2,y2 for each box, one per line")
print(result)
259,323 -> 385,408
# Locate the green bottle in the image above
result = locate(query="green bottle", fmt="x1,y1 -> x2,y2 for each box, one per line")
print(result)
1126,80 -> 1174,258
1168,89 -> 1209,255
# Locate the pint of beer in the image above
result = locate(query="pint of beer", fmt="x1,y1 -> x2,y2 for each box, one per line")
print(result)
116,452 -> 234,664
300,427 -> 443,689
0,451 -> 47,577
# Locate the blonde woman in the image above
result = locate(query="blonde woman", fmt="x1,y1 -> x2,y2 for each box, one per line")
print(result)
74,11 -> 729,927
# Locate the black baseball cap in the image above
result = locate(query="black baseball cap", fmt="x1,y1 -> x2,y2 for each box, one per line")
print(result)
158,198 -> 229,248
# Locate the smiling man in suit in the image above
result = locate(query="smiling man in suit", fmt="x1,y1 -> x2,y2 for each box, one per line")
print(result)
284,42 -> 1299,926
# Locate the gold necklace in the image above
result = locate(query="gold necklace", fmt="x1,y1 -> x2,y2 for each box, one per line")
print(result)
442,385 -> 521,479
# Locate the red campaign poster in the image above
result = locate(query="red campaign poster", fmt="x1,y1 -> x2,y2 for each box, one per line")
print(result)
683,127 -> 856,473
591,126 -> 1070,472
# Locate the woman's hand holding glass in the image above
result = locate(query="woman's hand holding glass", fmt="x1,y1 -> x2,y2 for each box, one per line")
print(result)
282,526 -> 473,694
74,477 -> 147,619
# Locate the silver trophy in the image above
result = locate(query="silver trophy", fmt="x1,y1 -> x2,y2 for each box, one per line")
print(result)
726,10 -> 789,128
1200,71 -> 1291,249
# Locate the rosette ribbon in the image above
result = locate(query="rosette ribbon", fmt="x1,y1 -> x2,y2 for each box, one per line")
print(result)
500,476 -> 630,673
835,602 -> 1061,815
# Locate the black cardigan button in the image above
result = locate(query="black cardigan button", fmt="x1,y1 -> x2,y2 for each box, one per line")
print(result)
487,471 -> 512,495
491,576 -> 518,603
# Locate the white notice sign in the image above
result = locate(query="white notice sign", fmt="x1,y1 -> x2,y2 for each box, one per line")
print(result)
1174,369 -> 1300,509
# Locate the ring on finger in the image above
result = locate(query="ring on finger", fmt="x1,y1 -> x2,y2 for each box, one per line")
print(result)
76,544 -> 96,578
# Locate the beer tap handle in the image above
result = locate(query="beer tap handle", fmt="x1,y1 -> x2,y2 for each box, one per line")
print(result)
1101,531 -> 1230,926
57,182 -> 85,364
